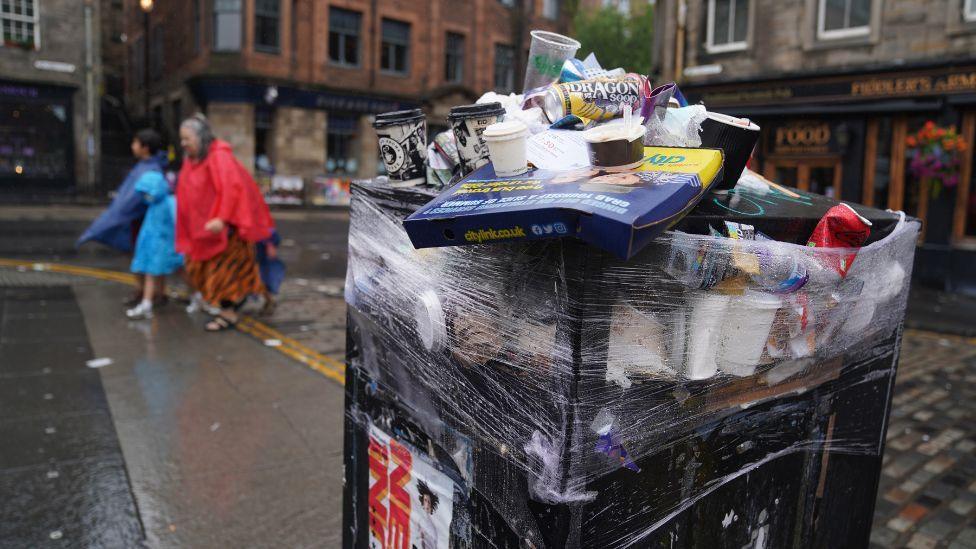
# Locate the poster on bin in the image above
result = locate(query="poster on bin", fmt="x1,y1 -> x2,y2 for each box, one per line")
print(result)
367,423 -> 454,549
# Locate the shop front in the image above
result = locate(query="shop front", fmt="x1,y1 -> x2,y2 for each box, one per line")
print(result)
0,80 -> 76,191
684,62 -> 976,293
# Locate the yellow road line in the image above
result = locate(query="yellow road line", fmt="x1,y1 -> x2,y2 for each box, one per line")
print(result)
0,258 -> 345,384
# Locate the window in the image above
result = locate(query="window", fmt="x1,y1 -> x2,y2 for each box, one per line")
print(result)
445,32 -> 464,83
494,44 -> 515,93
149,25 -> 164,79
213,0 -> 242,51
966,0 -> 976,22
817,0 -> 870,40
327,114 -> 359,175
254,0 -> 280,52
329,7 -> 361,67
255,107 -> 274,174
498,0 -> 515,6
706,0 -> 748,53
171,98 -> 183,139
1,0 -> 39,49
543,0 -> 559,19
380,19 -> 410,75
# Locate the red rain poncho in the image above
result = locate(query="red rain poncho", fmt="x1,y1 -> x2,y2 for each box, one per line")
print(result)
175,140 -> 274,261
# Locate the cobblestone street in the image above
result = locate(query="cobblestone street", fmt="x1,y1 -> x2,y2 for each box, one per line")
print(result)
871,330 -> 976,548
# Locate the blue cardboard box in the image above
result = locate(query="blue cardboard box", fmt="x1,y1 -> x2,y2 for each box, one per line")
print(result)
403,147 -> 725,259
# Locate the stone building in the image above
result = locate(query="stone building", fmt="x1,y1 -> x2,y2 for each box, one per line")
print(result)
654,0 -> 976,292
123,0 -> 566,200
0,0 -> 102,195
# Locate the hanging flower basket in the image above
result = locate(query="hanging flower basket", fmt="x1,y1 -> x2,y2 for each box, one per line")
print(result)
905,121 -> 968,199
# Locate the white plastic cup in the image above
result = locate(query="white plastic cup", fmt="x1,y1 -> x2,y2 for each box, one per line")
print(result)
718,290 -> 782,376
685,293 -> 731,380
523,30 -> 581,93
482,119 -> 529,177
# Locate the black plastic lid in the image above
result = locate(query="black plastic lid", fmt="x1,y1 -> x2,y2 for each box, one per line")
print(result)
447,102 -> 505,121
373,108 -> 425,128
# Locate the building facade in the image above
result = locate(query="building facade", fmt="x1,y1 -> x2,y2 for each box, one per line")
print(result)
0,0 -> 102,194
655,0 -> 976,293
124,0 -> 565,196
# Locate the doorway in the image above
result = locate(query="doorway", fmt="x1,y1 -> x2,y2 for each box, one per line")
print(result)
764,157 -> 843,199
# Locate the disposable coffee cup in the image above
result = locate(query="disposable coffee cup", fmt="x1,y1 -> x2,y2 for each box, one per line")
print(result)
718,290 -> 781,376
699,112 -> 760,190
373,109 -> 427,186
448,102 -> 506,176
482,119 -> 529,177
583,124 -> 647,168
523,30 -> 581,93
686,293 -> 731,380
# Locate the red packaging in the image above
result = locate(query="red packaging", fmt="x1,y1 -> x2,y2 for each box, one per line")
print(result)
807,203 -> 872,277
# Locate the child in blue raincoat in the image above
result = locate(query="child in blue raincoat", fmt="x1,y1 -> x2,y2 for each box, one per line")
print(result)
78,129 -> 169,305
125,134 -> 184,320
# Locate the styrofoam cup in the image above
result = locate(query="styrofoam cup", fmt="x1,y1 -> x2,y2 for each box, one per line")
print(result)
686,293 -> 731,380
718,290 -> 782,376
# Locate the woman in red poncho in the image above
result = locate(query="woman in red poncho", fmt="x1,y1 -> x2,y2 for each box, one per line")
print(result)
176,114 -> 274,331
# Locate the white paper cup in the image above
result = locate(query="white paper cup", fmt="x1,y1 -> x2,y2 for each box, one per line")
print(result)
718,290 -> 782,376
483,120 -> 529,177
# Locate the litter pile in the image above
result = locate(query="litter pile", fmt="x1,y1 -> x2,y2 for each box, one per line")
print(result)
345,29 -> 921,549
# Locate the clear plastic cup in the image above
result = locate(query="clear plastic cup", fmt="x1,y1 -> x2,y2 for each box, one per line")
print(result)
523,30 -> 581,94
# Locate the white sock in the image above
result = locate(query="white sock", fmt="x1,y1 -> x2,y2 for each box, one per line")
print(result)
140,299 -> 152,310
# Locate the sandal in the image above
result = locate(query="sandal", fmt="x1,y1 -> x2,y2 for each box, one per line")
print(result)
205,315 -> 238,332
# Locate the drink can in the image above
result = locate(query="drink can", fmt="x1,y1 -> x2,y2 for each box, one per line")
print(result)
541,75 -> 647,123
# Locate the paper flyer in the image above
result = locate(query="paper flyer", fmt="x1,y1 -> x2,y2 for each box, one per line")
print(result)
367,423 -> 455,549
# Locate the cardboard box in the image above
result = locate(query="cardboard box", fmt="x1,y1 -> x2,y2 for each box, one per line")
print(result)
404,147 -> 724,259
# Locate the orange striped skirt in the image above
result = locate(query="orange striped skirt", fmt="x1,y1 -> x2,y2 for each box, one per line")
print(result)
185,233 -> 265,309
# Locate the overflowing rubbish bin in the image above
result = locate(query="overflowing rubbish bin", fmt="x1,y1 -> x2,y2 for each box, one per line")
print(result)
341,177 -> 919,548
340,27 -> 920,549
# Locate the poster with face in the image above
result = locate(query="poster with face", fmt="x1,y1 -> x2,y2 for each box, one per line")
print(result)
367,423 -> 454,549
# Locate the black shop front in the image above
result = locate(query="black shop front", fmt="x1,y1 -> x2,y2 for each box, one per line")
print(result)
0,80 -> 76,192
683,61 -> 976,294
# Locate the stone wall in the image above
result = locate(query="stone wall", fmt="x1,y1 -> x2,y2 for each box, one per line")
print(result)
668,0 -> 976,84
272,107 -> 327,180
207,102 -> 255,174
0,0 -> 101,189
356,114 -> 379,180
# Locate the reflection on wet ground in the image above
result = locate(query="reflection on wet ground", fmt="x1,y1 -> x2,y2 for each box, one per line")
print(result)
0,285 -> 143,547
0,280 -> 344,547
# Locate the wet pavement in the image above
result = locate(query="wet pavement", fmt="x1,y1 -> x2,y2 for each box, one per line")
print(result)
0,285 -> 142,547
2,204 -> 976,547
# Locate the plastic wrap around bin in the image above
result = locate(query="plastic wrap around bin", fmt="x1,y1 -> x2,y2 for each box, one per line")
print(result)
342,180 -> 919,549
